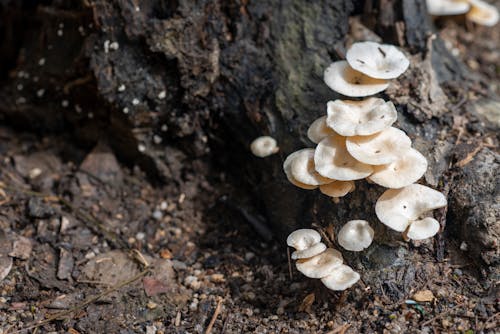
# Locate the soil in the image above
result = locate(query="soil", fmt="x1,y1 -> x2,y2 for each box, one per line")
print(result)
0,3 -> 499,334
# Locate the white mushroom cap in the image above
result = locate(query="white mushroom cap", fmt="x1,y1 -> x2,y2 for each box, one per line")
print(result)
319,180 -> 355,198
250,136 -> 279,157
314,135 -> 373,181
283,150 -> 318,190
292,242 -> 327,260
426,0 -> 470,16
345,127 -> 412,165
286,228 -> 322,250
466,0 -> 499,26
290,149 -> 332,186
346,41 -> 410,79
375,184 -> 447,232
324,61 -> 389,97
326,98 -> 398,136
407,217 -> 441,240
320,264 -> 361,291
368,148 -> 428,189
307,116 -> 337,144
295,248 -> 344,278
338,220 -> 374,251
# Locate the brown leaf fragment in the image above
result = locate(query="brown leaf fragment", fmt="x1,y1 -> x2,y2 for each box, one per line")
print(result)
298,292 -> 315,313
413,289 -> 435,302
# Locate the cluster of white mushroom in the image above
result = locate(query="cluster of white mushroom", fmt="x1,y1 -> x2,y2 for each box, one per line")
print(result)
284,41 -> 449,290
284,40 -> 447,240
427,0 -> 499,27
287,229 -> 361,291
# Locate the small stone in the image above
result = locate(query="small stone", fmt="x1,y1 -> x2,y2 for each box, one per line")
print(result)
9,236 -> 32,260
146,325 -> 157,334
210,274 -> 225,283
152,210 -> 163,220
460,242 -> 468,251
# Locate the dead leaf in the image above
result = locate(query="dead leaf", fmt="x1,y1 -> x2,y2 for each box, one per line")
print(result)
298,292 -> 315,313
413,289 -> 435,302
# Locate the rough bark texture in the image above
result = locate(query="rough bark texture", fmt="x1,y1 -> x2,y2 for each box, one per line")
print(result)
0,0 -> 498,288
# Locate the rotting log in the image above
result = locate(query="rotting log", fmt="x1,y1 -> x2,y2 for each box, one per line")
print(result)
0,0 -> 498,287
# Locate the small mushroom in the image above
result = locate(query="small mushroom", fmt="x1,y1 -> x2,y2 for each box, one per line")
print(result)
292,242 -> 327,260
295,248 -> 343,278
283,150 -> 318,189
320,264 -> 361,291
425,0 -> 470,16
314,135 -> 373,181
345,127 -> 412,165
290,149 -> 332,186
319,180 -> 355,201
375,184 -> 447,233
406,217 -> 441,240
337,220 -> 374,251
324,61 -> 389,97
367,148 -> 428,189
346,41 -> 410,79
466,0 -> 499,26
326,98 -> 398,136
286,228 -> 322,250
307,116 -> 337,144
250,136 -> 279,157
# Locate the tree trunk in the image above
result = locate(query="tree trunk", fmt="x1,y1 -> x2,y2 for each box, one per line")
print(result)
0,0 -> 497,286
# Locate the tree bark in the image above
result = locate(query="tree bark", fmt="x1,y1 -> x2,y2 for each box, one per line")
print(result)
0,0 -> 497,285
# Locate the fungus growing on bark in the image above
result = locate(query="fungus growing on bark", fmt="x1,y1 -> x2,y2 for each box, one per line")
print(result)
337,220 -> 374,251
466,0 -> 499,26
286,229 -> 327,259
367,148 -> 428,188
295,248 -> 343,278
320,265 -> 361,291
425,0 -> 470,16
346,41 -> 410,79
283,150 -> 318,190
375,184 -> 447,240
290,149 -> 332,186
323,61 -> 389,97
326,98 -> 398,137
250,136 -> 279,157
287,229 -> 361,291
314,134 -> 373,181
345,127 -> 412,165
307,116 -> 337,144
319,180 -> 355,202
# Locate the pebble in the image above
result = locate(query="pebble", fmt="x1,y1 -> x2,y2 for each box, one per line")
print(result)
152,210 -> 163,220
146,325 -> 157,334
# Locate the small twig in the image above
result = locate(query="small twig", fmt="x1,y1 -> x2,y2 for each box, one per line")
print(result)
9,267 -> 151,333
420,302 -> 464,327
63,74 -> 93,94
287,247 -> 293,280
327,323 -> 351,334
205,298 -> 223,334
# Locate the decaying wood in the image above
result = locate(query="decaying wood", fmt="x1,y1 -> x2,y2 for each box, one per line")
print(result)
0,0 -> 497,288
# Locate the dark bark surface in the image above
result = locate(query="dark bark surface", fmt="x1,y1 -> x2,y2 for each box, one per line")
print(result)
0,0 -> 498,332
